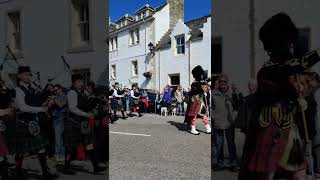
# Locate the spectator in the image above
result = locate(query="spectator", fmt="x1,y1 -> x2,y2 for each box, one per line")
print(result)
212,74 -> 239,172
50,84 -> 67,162
174,85 -> 185,116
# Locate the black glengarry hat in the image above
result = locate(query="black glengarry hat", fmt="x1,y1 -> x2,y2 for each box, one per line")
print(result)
18,66 -> 31,74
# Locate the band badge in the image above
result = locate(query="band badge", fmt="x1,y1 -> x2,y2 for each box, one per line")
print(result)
0,120 -> 6,132
28,121 -> 40,136
81,121 -> 90,134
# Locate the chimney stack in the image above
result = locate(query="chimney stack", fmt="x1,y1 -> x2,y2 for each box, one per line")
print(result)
167,0 -> 184,29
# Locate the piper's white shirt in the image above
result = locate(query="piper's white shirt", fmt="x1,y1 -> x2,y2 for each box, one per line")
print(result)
15,82 -> 45,113
113,88 -> 124,98
67,89 -> 89,118
130,90 -> 139,99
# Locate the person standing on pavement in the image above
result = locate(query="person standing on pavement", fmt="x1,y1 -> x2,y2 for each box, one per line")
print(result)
174,85 -> 185,116
50,84 -> 67,162
212,74 -> 239,172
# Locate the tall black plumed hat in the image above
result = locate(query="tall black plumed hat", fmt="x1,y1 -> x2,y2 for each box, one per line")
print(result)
192,65 -> 205,79
259,12 -> 298,54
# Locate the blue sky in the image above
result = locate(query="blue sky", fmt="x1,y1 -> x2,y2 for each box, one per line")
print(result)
109,0 -> 211,22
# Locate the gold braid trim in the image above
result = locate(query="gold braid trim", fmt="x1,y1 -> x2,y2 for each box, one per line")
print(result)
258,105 -> 294,129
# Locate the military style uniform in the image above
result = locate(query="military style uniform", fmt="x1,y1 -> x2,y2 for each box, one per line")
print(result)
65,88 -> 94,146
5,83 -> 47,154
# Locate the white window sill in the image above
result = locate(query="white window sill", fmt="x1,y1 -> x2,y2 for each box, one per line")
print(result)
175,53 -> 186,57
109,49 -> 118,53
131,75 -> 139,78
67,45 -> 94,54
129,43 -> 140,47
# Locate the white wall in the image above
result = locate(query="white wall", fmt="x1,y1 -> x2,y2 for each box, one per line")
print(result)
0,0 -> 107,88
154,4 -> 170,45
156,17 -> 211,91
109,20 -> 154,88
213,0 -> 251,94
190,17 -> 211,82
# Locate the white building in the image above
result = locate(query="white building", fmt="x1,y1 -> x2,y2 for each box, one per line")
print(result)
213,0 -> 320,94
0,0 -> 107,88
109,0 -> 211,91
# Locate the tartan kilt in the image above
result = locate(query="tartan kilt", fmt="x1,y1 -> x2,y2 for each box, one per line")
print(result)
64,114 -> 94,147
0,133 -> 8,156
129,98 -> 140,110
110,98 -> 119,111
4,115 -> 47,154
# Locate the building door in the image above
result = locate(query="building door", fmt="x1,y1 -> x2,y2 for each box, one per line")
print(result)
212,37 -> 222,74
169,73 -> 180,92
294,28 -> 310,59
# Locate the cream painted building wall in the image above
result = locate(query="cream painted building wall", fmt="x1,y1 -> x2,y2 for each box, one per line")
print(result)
0,0 -> 107,88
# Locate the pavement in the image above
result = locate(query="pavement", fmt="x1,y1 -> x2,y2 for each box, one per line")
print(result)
212,129 -> 245,180
109,113 -> 211,180
5,156 -> 108,180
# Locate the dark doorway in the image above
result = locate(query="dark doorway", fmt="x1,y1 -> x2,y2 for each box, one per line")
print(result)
212,37 -> 222,74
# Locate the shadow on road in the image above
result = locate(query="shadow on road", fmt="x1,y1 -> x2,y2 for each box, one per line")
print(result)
167,121 -> 188,132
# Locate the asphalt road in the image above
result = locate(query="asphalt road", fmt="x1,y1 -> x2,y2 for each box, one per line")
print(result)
109,113 -> 211,180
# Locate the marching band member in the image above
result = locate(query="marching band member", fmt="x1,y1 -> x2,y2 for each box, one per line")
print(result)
184,65 -> 211,135
11,66 -> 58,179
130,85 -> 142,117
112,82 -> 128,119
63,74 -> 105,175
0,78 -> 14,179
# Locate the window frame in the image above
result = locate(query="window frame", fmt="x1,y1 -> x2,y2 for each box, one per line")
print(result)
67,0 -> 94,54
175,34 -> 185,55
131,60 -> 138,77
111,64 -> 116,79
5,8 -> 24,59
129,28 -> 140,47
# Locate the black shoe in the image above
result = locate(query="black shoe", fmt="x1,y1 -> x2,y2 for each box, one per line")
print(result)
61,167 -> 76,175
15,170 -> 29,180
42,170 -> 59,180
229,166 -> 239,172
212,165 -> 224,171
0,161 -> 9,180
93,166 -> 106,174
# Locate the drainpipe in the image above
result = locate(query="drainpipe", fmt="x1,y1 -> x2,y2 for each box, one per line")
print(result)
188,40 -> 191,86
158,49 -> 161,91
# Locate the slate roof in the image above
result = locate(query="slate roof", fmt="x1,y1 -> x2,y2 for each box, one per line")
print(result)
156,15 -> 211,50
109,3 -> 168,33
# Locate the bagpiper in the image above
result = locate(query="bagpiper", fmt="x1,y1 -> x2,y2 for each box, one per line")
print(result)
63,74 -> 106,175
8,66 -> 58,179
129,85 -> 142,117
0,77 -> 15,179
238,13 -> 320,180
184,65 -> 211,135
112,82 -> 128,119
